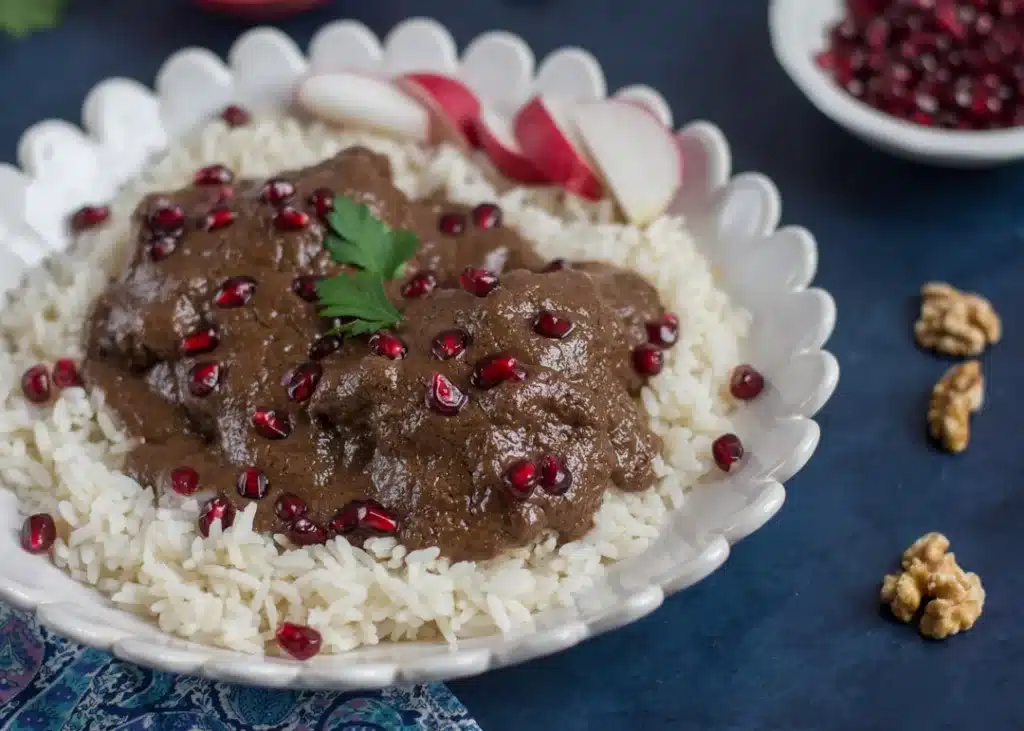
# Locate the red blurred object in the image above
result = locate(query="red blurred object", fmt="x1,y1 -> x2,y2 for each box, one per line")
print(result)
193,0 -> 333,20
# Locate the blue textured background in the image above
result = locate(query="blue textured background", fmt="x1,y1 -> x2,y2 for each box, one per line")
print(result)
1,1 -> 1021,729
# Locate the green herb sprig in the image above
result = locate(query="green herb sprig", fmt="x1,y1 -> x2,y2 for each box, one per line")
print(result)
315,196 -> 420,336
1,0 -> 66,37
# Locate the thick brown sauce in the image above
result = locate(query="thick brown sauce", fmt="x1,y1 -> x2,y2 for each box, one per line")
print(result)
84,147 -> 665,561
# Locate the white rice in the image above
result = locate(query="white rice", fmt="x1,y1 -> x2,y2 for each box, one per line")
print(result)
0,116 -> 748,655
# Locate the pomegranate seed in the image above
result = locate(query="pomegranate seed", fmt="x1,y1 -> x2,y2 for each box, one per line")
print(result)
214,276 -> 257,308
401,271 -> 438,298
21,365 -> 50,403
288,517 -> 328,546
646,313 -> 680,347
285,362 -> 323,402
431,329 -> 470,360
330,500 -> 400,535
291,275 -> 323,303
261,178 -> 295,205
188,362 -> 221,397
20,513 -> 56,554
236,467 -> 269,500
220,104 -> 251,127
712,433 -> 744,472
632,345 -> 664,377
471,202 -> 502,229
275,493 -> 308,522
729,364 -> 765,400
251,408 -> 292,440
274,206 -> 311,231
276,622 -> 322,661
198,495 -> 236,537
472,353 -> 526,389
542,259 -> 569,273
532,311 -> 574,339
148,204 -> 185,235
309,334 -> 342,360
426,372 -> 468,415
539,455 -> 572,496
819,0 -> 1024,130
459,267 -> 500,297
503,460 -> 538,500
181,327 -> 219,356
194,164 -> 234,186
52,359 -> 81,389
148,236 -> 178,261
330,502 -> 361,534
169,466 -> 200,496
369,332 -> 407,359
308,188 -> 335,219
198,206 -> 236,232
439,212 -> 466,235
70,205 -> 110,233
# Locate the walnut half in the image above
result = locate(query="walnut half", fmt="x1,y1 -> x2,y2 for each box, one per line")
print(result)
880,532 -> 985,640
927,360 -> 984,454
914,282 -> 1001,357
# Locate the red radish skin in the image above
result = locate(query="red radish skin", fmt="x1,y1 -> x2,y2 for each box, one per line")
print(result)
297,73 -> 431,144
193,0 -> 330,20
573,100 -> 683,226
513,95 -> 604,200
394,76 -> 474,150
473,108 -> 550,184
399,73 -> 482,148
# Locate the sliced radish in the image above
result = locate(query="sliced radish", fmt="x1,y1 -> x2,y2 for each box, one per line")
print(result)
573,100 -> 683,227
399,72 -> 481,147
473,107 -> 549,184
395,75 -> 474,150
513,95 -> 603,201
297,73 -> 429,143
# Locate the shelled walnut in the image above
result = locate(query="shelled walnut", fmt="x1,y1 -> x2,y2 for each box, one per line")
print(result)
881,532 -> 985,640
914,282 -> 1001,356
927,360 -> 984,454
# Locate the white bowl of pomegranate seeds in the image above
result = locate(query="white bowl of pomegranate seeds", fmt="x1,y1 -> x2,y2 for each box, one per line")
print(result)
0,19 -> 837,688
771,0 -> 1024,166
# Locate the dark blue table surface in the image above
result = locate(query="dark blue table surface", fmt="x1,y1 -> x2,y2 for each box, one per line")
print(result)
2,1 -> 1021,729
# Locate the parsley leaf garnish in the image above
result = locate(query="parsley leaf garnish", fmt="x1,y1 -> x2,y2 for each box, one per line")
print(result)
0,0 -> 66,37
316,271 -> 403,336
325,197 -> 419,280
316,196 -> 420,336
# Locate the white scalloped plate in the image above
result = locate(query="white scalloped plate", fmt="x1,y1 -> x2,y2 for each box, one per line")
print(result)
0,18 -> 839,689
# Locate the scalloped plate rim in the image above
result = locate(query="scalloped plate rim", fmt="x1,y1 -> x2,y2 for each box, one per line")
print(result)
0,17 -> 839,688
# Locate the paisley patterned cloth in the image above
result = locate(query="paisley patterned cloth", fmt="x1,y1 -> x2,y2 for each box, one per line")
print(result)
0,602 -> 482,731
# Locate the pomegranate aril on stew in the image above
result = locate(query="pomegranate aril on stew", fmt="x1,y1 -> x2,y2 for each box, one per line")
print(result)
275,493 -> 308,522
198,495 -> 236,537
426,372 -> 468,415
504,460 -> 538,500
214,276 -> 257,308
237,467 -> 269,500
169,466 -> 200,496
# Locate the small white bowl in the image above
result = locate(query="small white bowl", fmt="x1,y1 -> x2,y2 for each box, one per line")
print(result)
770,0 -> 1024,167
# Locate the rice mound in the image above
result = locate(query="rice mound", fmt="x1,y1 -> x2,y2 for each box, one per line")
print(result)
0,116 -> 748,655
